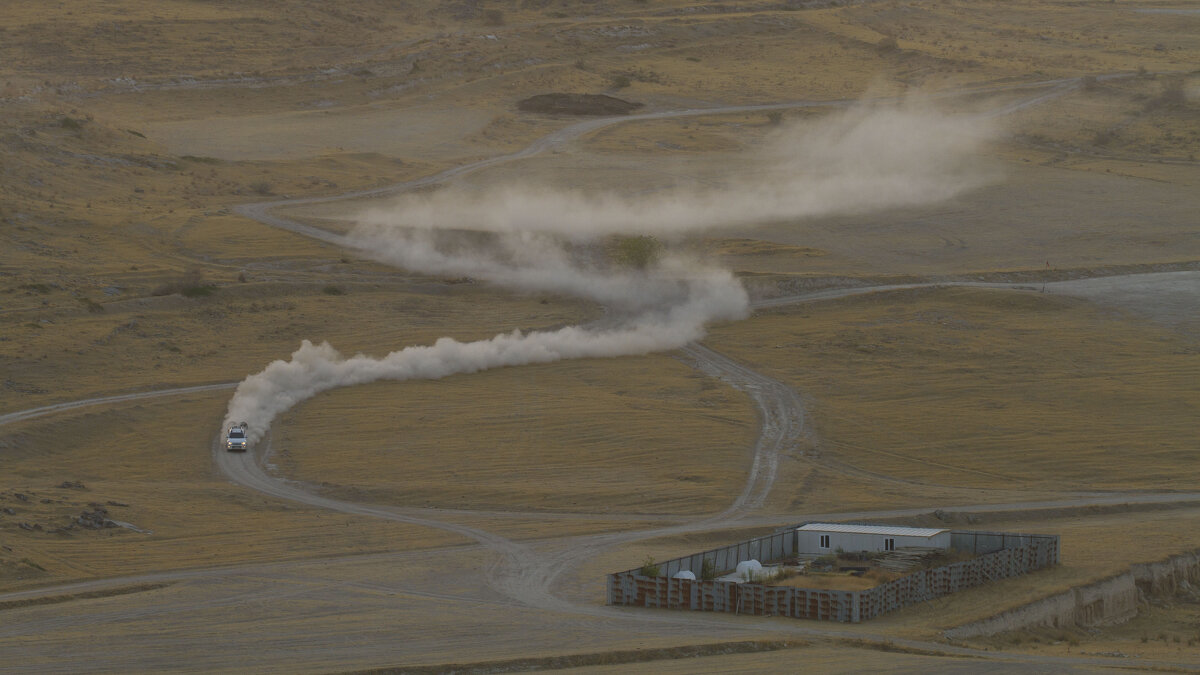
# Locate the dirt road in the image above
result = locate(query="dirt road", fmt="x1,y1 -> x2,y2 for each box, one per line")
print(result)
3,76 -> 1198,671
4,270 -> 1198,672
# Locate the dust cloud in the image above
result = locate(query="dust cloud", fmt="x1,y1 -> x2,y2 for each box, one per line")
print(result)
224,99 -> 996,442
356,98 -> 996,238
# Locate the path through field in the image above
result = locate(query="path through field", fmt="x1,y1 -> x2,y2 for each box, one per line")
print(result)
3,76 -> 1199,672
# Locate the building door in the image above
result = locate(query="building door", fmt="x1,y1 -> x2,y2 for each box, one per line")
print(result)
885,538 -> 895,551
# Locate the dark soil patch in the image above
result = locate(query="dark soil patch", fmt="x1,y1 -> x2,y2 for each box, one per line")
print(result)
517,93 -> 643,116
0,583 -> 170,612
340,639 -> 805,674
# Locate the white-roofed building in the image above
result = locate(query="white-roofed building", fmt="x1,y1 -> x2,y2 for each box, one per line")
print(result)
796,523 -> 950,555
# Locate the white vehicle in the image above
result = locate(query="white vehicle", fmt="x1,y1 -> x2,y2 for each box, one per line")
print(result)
226,423 -> 249,452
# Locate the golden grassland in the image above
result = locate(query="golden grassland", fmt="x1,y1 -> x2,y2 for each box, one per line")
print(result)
2,0 -> 1200,666
276,354 -> 757,514
1,275 -> 593,410
707,287 -> 1200,497
0,392 -> 470,592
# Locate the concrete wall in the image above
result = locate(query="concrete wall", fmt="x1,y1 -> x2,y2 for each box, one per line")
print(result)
797,530 -> 950,555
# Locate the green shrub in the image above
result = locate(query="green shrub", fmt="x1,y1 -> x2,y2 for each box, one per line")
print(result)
639,555 -> 660,577
612,235 -> 662,270
700,557 -> 717,580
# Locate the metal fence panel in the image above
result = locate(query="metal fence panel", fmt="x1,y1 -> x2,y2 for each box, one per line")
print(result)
613,530 -> 796,581
610,530 -> 1058,623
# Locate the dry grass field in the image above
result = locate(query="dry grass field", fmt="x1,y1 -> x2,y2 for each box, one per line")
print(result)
708,286 -> 1200,498
276,355 -> 757,514
2,0 -> 1200,671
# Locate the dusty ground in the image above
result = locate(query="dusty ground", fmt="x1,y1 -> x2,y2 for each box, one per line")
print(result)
2,0 -> 1200,672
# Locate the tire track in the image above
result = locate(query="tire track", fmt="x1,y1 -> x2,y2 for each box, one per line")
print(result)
681,343 -> 805,515
5,75 -> 1193,671
0,383 -> 236,427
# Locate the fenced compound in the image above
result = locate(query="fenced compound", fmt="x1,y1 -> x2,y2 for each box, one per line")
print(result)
607,527 -> 1060,623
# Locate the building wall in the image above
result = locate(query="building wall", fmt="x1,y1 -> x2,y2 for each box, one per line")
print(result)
796,530 -> 950,554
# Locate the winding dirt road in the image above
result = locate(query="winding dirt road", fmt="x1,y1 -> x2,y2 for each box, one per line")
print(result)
4,75 -> 1199,672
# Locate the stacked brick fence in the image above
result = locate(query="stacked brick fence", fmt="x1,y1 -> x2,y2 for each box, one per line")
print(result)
608,529 -> 1059,623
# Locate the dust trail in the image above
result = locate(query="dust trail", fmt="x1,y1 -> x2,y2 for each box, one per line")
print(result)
224,260 -> 746,443
224,98 -> 996,441
356,97 -> 997,238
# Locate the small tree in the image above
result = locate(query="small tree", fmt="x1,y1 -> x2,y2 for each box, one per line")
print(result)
639,555 -> 660,577
700,557 -> 717,580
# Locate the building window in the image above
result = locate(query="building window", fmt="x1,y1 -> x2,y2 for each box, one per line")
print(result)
819,534 -> 830,549
885,538 -> 895,551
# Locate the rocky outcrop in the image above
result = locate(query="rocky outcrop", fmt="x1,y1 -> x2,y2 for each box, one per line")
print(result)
1132,549 -> 1200,597
946,548 -> 1200,639
76,505 -> 117,529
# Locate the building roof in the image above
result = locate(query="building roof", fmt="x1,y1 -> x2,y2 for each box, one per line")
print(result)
796,523 -> 948,538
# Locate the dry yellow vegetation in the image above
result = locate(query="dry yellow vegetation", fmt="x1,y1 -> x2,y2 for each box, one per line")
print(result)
709,287 -> 1200,498
2,0 -> 1200,670
277,355 -> 757,514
